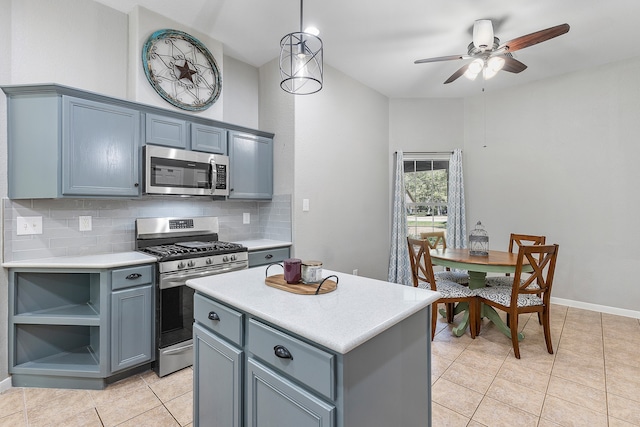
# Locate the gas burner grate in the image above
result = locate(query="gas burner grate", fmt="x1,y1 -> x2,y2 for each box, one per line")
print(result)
138,241 -> 246,260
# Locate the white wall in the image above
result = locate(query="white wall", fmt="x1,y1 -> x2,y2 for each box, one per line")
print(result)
389,98 -> 464,153
259,59 -> 295,197
464,56 -> 640,313
293,65 -> 390,279
223,55 -> 259,129
10,0 -> 128,97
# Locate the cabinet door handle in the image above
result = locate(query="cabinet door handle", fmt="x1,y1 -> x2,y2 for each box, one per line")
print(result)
208,311 -> 220,321
126,273 -> 142,280
274,345 -> 293,360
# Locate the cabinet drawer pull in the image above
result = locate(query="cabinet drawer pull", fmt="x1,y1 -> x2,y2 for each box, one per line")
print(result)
265,254 -> 273,259
126,273 -> 142,280
274,345 -> 293,360
208,311 -> 220,321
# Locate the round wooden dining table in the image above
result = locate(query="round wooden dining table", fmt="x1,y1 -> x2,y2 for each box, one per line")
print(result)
430,248 -> 533,339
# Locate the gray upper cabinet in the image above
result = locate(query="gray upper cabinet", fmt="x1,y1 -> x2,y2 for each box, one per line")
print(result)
190,123 -> 227,154
228,131 -> 273,200
5,88 -> 141,199
144,113 -> 188,148
63,97 -> 141,197
2,84 -> 274,200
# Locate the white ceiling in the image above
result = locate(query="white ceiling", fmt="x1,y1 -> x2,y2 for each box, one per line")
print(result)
96,0 -> 640,98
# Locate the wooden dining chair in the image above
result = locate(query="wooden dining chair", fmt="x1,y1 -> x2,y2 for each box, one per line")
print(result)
407,237 -> 477,340
485,233 -> 546,288
474,244 -> 559,358
420,231 -> 470,285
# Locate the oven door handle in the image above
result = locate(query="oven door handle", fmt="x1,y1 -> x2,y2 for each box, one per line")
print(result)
159,263 -> 247,289
162,343 -> 194,355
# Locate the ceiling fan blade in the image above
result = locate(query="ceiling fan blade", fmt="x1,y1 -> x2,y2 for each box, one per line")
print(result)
444,64 -> 470,84
414,54 -> 468,64
501,57 -> 527,73
498,23 -> 570,53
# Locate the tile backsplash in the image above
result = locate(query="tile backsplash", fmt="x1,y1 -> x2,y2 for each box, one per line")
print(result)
3,194 -> 291,262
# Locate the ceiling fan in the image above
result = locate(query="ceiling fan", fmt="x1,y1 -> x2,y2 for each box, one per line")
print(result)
414,20 -> 570,84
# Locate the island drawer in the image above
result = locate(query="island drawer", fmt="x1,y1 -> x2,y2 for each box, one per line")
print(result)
111,265 -> 153,290
194,293 -> 243,346
247,319 -> 335,400
248,247 -> 290,267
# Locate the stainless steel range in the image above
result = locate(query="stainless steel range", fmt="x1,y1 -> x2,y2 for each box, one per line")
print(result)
135,216 -> 248,377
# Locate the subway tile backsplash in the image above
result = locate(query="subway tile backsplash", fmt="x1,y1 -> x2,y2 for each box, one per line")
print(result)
3,194 -> 291,262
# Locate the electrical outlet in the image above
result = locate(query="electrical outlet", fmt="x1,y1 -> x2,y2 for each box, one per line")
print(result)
79,216 -> 92,231
353,269 -> 358,276
16,216 -> 43,235
243,213 -> 250,224
302,199 -> 310,212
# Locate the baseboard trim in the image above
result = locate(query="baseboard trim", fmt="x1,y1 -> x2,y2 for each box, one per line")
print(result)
0,376 -> 12,393
551,297 -> 640,319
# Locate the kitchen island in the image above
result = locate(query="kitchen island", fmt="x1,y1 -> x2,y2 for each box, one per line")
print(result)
187,266 -> 440,427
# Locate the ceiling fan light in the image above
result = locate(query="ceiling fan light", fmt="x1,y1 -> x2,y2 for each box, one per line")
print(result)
464,69 -> 479,81
483,66 -> 499,80
473,19 -> 494,50
487,56 -> 505,72
468,58 -> 484,74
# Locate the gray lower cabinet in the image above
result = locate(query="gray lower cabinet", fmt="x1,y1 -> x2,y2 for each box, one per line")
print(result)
110,284 -> 153,373
193,292 -> 430,427
193,293 -> 336,427
247,358 -> 334,427
248,247 -> 290,267
8,264 -> 155,389
228,131 -> 273,200
193,323 -> 243,427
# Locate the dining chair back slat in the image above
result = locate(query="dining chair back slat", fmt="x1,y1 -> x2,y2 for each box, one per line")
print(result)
476,243 -> 559,358
407,237 -> 477,340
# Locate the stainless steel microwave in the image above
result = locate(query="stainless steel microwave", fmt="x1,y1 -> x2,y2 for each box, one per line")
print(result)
144,145 -> 229,196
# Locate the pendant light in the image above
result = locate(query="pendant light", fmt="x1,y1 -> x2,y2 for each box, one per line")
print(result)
279,0 -> 323,94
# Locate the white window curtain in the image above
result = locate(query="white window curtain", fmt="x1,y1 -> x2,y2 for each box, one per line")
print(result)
446,149 -> 467,248
388,150 -> 412,285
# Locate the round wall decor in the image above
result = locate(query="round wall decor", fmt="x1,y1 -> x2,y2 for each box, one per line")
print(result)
142,29 -> 221,111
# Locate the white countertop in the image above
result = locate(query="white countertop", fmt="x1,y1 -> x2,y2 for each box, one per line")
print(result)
2,251 -> 158,269
187,266 -> 440,354
233,239 -> 292,251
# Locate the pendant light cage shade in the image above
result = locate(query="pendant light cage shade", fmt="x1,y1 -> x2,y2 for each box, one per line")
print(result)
280,31 -> 323,94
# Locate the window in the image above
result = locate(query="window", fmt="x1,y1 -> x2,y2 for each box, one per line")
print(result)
404,155 -> 449,238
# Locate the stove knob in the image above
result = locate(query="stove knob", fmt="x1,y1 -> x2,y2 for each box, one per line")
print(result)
223,256 -> 229,262
178,262 -> 186,269
187,261 -> 195,267
206,258 -> 212,265
230,255 -> 237,261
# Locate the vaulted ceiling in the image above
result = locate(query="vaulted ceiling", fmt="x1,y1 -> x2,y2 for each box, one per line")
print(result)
96,0 -> 640,98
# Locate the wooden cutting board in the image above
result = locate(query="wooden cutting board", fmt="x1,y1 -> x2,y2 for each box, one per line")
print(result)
265,274 -> 337,295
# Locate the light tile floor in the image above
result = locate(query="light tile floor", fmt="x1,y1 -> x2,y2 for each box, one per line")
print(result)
431,304 -> 640,426
0,367 -> 193,427
1,304 -> 639,426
